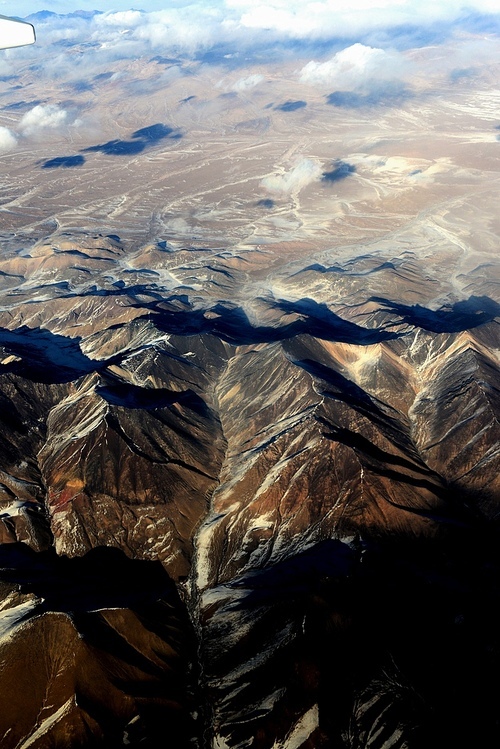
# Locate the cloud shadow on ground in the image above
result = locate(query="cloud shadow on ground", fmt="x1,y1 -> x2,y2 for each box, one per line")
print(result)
322,161 -> 356,182
82,122 -> 182,157
69,80 -> 94,93
41,155 -> 86,169
326,85 -> 411,108
275,100 -> 307,112
3,99 -> 42,111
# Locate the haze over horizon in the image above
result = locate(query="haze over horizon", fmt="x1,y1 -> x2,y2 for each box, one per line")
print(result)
3,0 -> 500,57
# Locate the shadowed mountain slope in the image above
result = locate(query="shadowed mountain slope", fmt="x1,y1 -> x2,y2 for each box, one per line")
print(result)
0,232 -> 500,748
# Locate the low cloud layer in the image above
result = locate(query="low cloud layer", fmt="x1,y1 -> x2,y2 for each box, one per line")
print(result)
0,126 -> 17,152
19,104 -> 69,136
14,1 -> 500,42
299,44 -> 408,89
2,1 -> 498,66
230,74 -> 265,92
261,159 -> 323,195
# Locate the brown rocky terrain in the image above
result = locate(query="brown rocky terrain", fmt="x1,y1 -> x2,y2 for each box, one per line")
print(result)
1,231 -> 499,748
1,12 -> 500,748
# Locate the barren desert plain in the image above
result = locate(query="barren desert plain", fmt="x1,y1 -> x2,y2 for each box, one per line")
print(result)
1,8 -> 500,748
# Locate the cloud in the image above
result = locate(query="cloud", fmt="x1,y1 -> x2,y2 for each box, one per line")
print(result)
91,8 -> 232,58
2,2 -> 499,103
6,0 -> 499,21
19,104 -> 69,136
234,0 -> 500,38
0,58 -> 13,77
13,3 -> 497,65
299,44 -> 408,88
261,158 -> 323,195
0,126 -> 17,152
230,74 -> 264,92
322,161 -> 356,182
2,2 -> 496,82
276,100 -> 307,111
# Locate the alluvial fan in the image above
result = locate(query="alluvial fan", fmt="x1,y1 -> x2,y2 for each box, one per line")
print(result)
0,228 -> 499,748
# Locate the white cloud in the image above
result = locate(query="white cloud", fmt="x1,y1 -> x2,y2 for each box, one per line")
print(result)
299,43 -> 408,88
1,0 -> 500,41
0,58 -> 12,76
1,1 -> 499,85
0,126 -> 17,152
95,10 -> 144,28
261,158 -> 323,195
230,74 -> 265,92
235,0 -> 500,39
92,8 -> 231,57
19,104 -> 68,136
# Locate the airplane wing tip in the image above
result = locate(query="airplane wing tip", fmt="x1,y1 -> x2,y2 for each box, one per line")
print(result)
0,15 -> 36,50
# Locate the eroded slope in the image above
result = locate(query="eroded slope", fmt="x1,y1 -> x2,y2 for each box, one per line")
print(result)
0,229 -> 499,747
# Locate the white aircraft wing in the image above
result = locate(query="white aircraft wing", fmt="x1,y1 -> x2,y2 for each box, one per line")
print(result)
0,15 -> 36,50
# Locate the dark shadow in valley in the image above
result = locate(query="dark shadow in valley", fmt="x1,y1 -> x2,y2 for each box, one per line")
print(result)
272,297 -> 398,343
0,325 -> 116,383
290,356 -> 402,424
70,281 -> 167,299
0,542 -> 199,748
323,424 -> 437,480
230,538 -> 356,601
321,425 -> 467,521
137,296 -> 399,346
371,294 -> 500,332
41,154 -> 85,168
53,248 -> 108,260
295,259 -> 397,276
213,526 -> 500,749
0,543 -> 178,614
293,261 -> 345,275
257,198 -> 275,209
288,349 -> 433,454
97,373 -> 210,416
